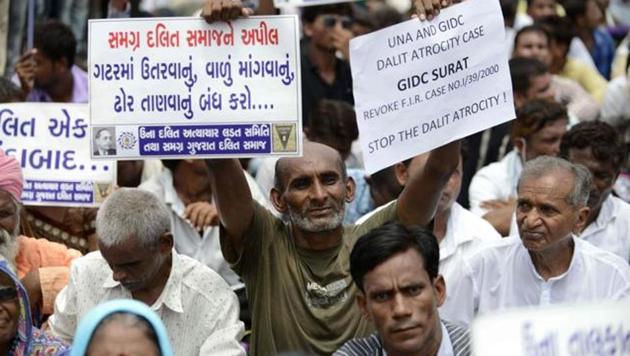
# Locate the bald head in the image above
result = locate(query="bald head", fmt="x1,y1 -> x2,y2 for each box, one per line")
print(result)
274,142 -> 347,192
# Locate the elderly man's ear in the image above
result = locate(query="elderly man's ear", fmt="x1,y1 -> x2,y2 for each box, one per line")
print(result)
573,206 -> 590,235
158,232 -> 174,253
202,0 -> 254,23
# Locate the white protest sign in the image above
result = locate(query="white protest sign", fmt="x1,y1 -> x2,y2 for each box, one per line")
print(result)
0,103 -> 116,207
471,300 -> 630,355
350,0 -> 515,173
88,16 -> 302,160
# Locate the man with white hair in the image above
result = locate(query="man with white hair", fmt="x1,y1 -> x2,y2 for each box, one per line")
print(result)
48,188 -> 245,355
442,156 -> 630,325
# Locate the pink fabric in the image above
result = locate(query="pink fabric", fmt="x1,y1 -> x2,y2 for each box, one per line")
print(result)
0,149 -> 23,202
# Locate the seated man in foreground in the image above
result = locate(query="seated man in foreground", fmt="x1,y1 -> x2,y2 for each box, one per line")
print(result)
354,146 -> 501,320
443,156 -> 630,325
48,188 -> 245,355
335,223 -> 471,356
206,140 -> 459,354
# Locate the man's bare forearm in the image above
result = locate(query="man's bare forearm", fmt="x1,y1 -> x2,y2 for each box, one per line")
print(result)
206,159 -> 254,250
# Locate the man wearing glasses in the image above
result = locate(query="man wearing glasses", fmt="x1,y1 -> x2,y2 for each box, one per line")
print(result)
300,4 -> 355,127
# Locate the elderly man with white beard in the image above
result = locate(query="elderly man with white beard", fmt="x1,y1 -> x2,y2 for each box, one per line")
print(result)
0,149 -> 81,317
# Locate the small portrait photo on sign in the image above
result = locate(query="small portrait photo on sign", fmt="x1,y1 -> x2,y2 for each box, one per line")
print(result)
93,127 -> 117,156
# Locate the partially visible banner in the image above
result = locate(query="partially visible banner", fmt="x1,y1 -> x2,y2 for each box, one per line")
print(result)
0,103 -> 115,207
88,16 -> 302,160
471,300 -> 630,356
350,0 -> 515,173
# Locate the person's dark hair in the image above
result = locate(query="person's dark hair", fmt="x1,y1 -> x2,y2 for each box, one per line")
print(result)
351,5 -> 374,32
514,24 -> 551,49
509,57 -> 549,96
350,223 -> 439,292
161,160 -> 183,172
0,78 -> 21,103
616,120 -> 630,171
369,5 -> 404,31
501,0 -> 519,26
95,128 -> 112,139
460,139 -> 469,164
34,20 -> 76,68
560,121 -> 627,172
301,3 -> 353,23
512,99 -> 567,141
526,0 -> 559,7
563,0 -> 588,23
306,99 -> 359,156
368,165 -> 403,203
538,16 -> 574,49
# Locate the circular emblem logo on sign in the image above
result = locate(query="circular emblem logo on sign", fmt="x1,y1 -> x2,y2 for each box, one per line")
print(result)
117,131 -> 137,149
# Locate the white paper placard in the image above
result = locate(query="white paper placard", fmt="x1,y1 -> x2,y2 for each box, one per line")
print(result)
89,16 -> 302,160
350,0 -> 515,173
0,103 -> 115,207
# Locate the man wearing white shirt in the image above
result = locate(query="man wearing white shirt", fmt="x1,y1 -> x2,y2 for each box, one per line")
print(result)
139,159 -> 273,289
560,121 -> 630,263
443,156 -> 630,325
49,188 -> 245,355
469,98 -> 568,235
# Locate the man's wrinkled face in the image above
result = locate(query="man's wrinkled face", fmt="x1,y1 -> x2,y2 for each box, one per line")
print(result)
527,0 -> 557,21
514,31 -> 552,67
276,150 -> 351,233
358,248 -> 445,355
0,191 -> 18,238
99,237 -> 167,293
567,147 -> 617,214
524,118 -> 567,160
0,191 -> 19,263
95,130 -> 114,151
516,171 -> 586,252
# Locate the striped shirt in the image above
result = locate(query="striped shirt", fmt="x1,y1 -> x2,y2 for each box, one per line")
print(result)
333,320 -> 471,356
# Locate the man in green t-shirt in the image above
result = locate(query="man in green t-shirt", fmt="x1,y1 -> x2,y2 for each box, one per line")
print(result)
206,140 -> 459,355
